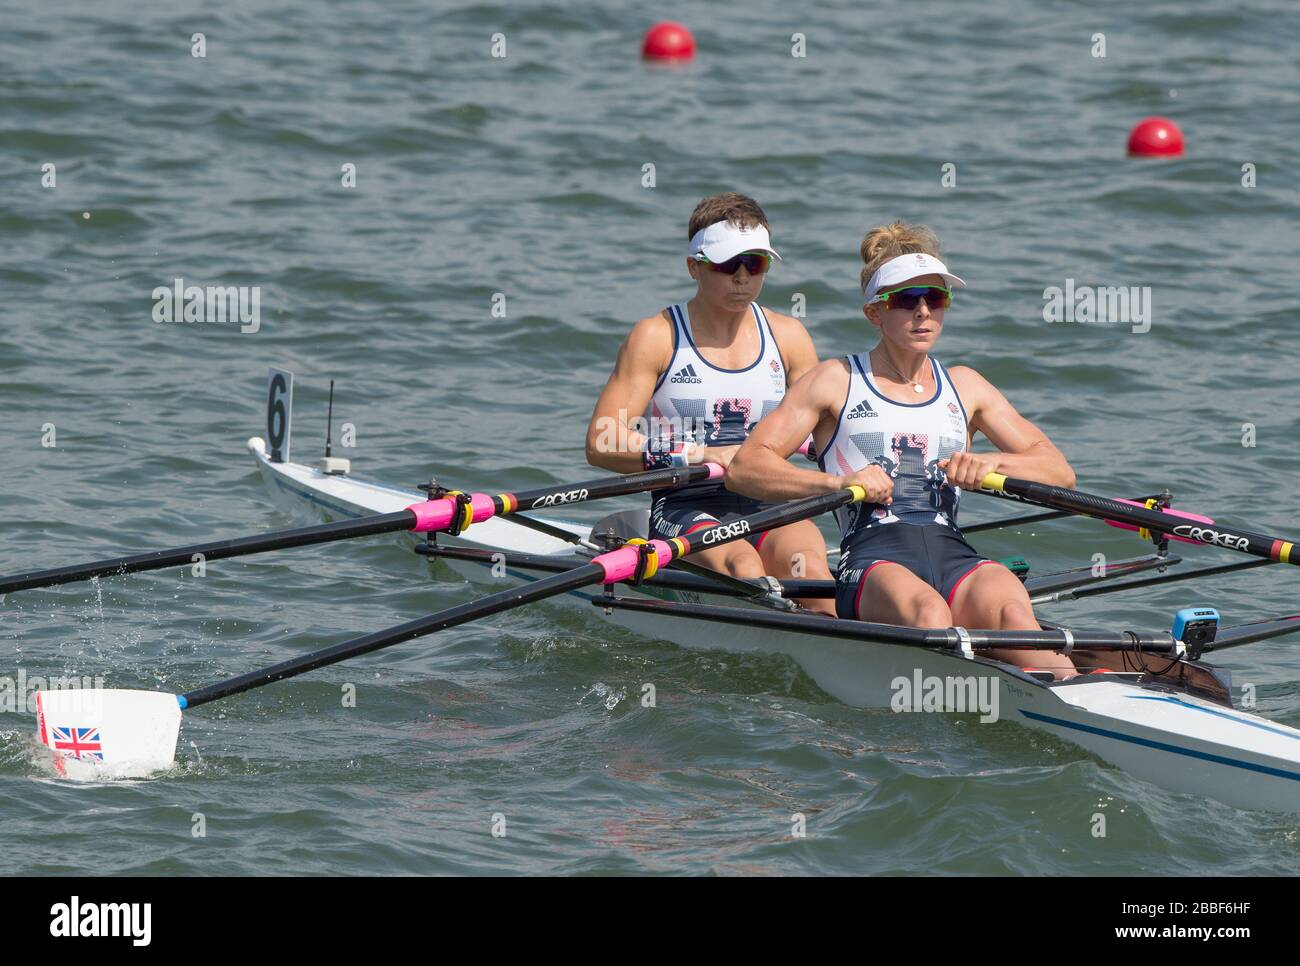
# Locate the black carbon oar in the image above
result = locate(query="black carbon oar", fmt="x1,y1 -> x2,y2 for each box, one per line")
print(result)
978,473 -> 1300,566
0,463 -> 721,596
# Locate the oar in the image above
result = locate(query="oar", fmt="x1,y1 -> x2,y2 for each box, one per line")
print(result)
35,484 -> 867,778
0,463 -> 722,596
978,473 -> 1299,566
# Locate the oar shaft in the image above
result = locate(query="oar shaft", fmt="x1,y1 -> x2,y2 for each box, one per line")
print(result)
506,464 -> 717,510
0,512 -> 417,595
0,464 -> 719,596
980,473 -> 1299,566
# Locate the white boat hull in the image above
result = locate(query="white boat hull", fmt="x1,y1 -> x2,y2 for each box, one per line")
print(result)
246,438 -> 1300,812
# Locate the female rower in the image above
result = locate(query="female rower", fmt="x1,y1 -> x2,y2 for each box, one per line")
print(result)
726,221 -> 1077,674
585,192 -> 834,613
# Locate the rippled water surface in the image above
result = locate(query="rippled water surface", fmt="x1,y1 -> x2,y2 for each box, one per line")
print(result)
1,0 -> 1298,874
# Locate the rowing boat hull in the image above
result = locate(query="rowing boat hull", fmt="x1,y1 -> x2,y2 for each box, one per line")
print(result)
246,438 -> 1300,812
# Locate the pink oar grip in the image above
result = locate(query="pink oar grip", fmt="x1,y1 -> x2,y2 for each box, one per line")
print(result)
797,436 -> 813,456
1104,499 -> 1215,544
595,540 -> 675,583
702,461 -> 725,481
406,493 -> 497,533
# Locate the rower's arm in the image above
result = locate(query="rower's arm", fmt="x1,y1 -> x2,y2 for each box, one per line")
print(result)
951,366 -> 1076,489
585,314 -> 673,473
726,360 -> 848,500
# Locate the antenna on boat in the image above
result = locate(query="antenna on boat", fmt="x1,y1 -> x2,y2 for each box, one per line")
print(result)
318,378 -> 352,476
325,380 -> 335,459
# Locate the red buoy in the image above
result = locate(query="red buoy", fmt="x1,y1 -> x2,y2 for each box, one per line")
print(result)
642,22 -> 695,61
1127,117 -> 1185,157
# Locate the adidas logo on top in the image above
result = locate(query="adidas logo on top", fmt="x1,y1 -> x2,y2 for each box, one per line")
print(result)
846,399 -> 877,419
670,364 -> 703,384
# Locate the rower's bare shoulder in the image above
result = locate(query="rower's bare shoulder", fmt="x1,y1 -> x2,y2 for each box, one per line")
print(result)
814,356 -> 852,377
798,357 -> 851,404
945,364 -> 994,405
619,311 -> 675,370
625,310 -> 675,347
760,308 -> 812,337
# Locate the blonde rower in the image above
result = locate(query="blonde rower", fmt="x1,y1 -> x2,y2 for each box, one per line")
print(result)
727,222 -> 1076,675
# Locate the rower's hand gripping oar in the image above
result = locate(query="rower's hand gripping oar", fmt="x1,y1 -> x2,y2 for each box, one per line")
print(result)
0,463 -> 722,597
978,472 -> 1299,566
36,485 -> 868,779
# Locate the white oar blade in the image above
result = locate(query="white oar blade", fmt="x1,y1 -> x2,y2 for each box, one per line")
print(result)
35,689 -> 181,780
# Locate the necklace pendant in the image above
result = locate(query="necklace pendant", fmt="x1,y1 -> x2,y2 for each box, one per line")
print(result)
913,383 -> 924,393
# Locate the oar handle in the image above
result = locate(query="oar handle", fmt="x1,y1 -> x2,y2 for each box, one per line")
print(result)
979,473 -> 1298,566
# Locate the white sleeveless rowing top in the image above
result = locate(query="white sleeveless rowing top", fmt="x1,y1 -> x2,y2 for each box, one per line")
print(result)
817,353 -> 969,538
646,302 -> 787,449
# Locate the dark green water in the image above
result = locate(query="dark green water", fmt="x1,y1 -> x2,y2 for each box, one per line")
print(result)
1,0 -> 1298,874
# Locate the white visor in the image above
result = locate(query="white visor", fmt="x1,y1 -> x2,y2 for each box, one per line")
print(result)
863,252 -> 965,304
688,220 -> 781,264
